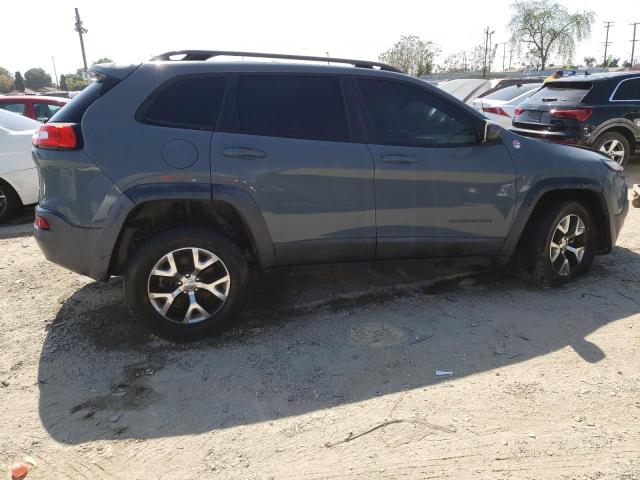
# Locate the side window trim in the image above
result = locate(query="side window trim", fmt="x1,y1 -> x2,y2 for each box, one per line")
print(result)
609,77 -> 640,102
355,76 -> 481,148
218,72 -> 353,143
135,73 -> 228,131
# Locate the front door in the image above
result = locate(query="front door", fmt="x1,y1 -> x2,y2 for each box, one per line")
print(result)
356,77 -> 516,259
211,73 -> 376,265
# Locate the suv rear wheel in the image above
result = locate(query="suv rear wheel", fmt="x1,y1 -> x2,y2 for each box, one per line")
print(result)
594,131 -> 630,167
522,200 -> 596,286
124,227 -> 249,341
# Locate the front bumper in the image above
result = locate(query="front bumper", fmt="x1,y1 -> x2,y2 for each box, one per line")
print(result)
34,206 -> 106,280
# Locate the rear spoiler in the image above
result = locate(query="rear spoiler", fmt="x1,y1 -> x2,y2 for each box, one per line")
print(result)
88,63 -> 141,81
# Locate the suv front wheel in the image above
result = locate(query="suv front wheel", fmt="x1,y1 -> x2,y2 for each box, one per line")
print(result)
522,201 -> 596,286
124,227 -> 249,341
594,131 -> 630,167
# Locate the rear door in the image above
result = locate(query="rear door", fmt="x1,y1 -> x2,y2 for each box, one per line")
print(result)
356,77 -> 516,259
210,73 -> 376,265
611,76 -> 640,135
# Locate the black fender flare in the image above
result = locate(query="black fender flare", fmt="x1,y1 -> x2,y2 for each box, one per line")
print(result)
588,119 -> 640,146
499,178 -> 609,256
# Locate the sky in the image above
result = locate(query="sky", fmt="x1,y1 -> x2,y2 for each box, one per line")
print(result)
2,0 -> 638,79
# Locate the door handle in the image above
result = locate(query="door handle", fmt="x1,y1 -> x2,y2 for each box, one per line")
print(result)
381,155 -> 416,164
222,148 -> 267,159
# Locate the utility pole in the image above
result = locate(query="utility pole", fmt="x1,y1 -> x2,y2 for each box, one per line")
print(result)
603,21 -> 614,67
631,22 -> 639,67
501,42 -> 507,72
51,57 -> 59,89
75,8 -> 88,72
482,27 -> 494,79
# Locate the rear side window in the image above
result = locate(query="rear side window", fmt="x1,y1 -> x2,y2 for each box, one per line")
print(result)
233,75 -> 348,142
612,78 -> 640,101
138,75 -> 226,130
484,84 -> 540,101
527,82 -> 591,103
0,102 -> 26,115
358,78 -> 478,147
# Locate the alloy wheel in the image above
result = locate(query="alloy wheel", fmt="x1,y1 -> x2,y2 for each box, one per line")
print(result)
147,247 -> 231,324
599,139 -> 625,164
549,214 -> 587,277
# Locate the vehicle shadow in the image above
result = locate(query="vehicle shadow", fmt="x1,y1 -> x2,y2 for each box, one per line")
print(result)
37,240 -> 640,444
0,205 -> 34,239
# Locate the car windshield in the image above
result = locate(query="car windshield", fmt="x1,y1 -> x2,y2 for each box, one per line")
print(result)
0,109 -> 40,131
484,83 -> 541,102
527,82 -> 592,103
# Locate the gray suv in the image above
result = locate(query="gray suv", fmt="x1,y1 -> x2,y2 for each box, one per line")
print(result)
32,51 -> 629,340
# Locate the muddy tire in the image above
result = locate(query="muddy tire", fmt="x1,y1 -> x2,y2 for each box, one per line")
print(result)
521,201 -> 596,286
124,227 -> 249,341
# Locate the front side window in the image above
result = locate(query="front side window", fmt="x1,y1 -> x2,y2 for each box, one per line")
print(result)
358,78 -> 478,147
138,75 -> 226,130
0,102 -> 26,115
233,75 -> 349,142
612,78 -> 640,101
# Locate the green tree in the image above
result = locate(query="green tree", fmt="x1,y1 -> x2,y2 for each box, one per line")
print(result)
583,56 -> 596,67
602,56 -> 619,68
59,75 -> 68,91
509,0 -> 595,71
0,67 -> 12,93
379,35 -> 440,76
62,72 -> 86,91
24,67 -> 52,90
93,57 -> 113,64
14,72 -> 25,92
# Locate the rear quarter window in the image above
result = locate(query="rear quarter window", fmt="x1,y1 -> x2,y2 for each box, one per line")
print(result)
136,75 -> 226,131
611,78 -> 640,101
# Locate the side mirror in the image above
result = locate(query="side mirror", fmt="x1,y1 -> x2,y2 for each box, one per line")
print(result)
483,121 -> 502,143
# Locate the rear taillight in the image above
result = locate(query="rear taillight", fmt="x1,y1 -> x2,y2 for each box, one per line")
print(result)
514,107 -> 524,116
34,215 -> 51,230
550,108 -> 593,122
483,107 -> 510,117
32,123 -> 77,150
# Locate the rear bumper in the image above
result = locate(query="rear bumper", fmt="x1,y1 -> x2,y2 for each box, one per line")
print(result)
510,127 -> 586,145
34,206 -> 108,280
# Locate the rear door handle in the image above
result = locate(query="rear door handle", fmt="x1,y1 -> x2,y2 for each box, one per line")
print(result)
382,155 -> 416,164
222,148 -> 267,158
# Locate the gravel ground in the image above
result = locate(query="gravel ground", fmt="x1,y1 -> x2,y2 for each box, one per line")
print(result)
1,164 -> 639,480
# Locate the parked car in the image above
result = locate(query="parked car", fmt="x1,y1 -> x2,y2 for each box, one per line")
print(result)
0,95 -> 69,122
511,72 -> 640,166
477,78 -> 543,99
472,83 -> 542,128
32,51 -> 628,341
437,79 -> 491,103
0,110 -> 40,222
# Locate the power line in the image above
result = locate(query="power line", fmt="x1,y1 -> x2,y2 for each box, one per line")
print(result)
603,21 -> 614,67
74,8 -> 88,72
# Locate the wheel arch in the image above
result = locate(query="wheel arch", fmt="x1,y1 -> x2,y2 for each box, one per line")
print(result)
107,185 -> 275,276
513,188 -> 611,257
590,121 -> 637,151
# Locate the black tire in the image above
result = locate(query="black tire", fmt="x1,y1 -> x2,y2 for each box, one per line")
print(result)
0,179 -> 21,224
124,227 -> 249,341
521,201 -> 596,286
593,131 -> 631,167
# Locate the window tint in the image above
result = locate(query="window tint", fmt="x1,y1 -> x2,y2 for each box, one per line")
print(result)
484,83 -> 541,101
358,78 -> 478,147
234,75 -> 348,141
33,102 -> 62,122
612,78 -> 640,101
139,75 -> 226,130
0,102 -> 26,115
527,82 -> 591,103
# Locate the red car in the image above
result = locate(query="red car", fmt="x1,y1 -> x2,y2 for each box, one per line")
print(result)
0,95 -> 68,122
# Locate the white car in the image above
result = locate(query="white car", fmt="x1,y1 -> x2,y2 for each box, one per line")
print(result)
0,110 -> 40,223
471,83 -> 542,128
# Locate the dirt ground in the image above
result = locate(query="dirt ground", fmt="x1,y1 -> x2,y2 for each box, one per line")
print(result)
1,165 -> 639,480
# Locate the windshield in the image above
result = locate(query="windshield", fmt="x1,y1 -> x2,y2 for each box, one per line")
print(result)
527,82 -> 592,103
484,83 -> 541,101
0,109 -> 40,131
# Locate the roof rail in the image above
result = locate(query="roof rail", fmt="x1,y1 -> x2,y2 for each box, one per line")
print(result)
152,50 -> 403,73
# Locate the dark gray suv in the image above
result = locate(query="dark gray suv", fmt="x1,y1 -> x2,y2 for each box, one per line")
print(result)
32,51 -> 629,340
